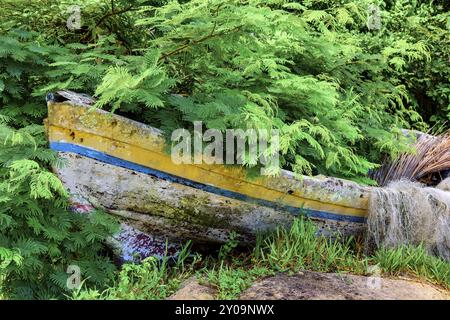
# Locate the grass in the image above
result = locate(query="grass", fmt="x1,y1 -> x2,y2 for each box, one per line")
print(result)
255,218 -> 367,274
203,264 -> 274,300
373,245 -> 450,288
71,241 -> 199,300
70,217 -> 450,300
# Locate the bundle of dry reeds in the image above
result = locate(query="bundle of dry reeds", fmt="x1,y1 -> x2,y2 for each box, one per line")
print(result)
371,131 -> 450,186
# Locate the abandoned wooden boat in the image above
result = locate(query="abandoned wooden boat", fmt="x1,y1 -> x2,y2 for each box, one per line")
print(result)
45,91 -> 370,248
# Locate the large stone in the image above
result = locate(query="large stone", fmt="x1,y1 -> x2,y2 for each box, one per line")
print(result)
168,277 -> 216,300
240,271 -> 449,300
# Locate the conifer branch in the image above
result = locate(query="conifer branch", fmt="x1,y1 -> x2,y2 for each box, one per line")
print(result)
159,25 -> 243,61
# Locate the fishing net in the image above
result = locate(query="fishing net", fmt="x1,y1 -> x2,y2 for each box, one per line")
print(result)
367,180 -> 450,261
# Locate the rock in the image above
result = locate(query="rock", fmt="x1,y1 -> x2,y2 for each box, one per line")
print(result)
168,277 -> 216,300
437,177 -> 450,192
240,271 -> 449,300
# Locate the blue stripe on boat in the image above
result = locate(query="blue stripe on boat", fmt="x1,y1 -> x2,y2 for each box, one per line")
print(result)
50,142 -> 367,223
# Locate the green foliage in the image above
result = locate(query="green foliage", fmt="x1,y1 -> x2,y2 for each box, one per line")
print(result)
302,0 -> 449,127
94,50 -> 174,112
71,242 -> 199,300
200,217 -> 450,299
90,0 -> 446,181
0,0 -> 157,49
0,0 -> 449,299
71,217 -> 450,299
373,245 -> 450,288
378,0 -> 450,126
39,37 -> 128,96
0,31 -> 53,127
0,122 -> 119,299
3,0 -> 446,181
199,231 -> 274,300
256,216 -> 450,289
205,264 -> 273,300
218,231 -> 240,261
0,30 -> 118,299
256,217 -> 367,273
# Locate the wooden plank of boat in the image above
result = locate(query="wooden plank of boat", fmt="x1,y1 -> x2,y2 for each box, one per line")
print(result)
45,95 -> 370,244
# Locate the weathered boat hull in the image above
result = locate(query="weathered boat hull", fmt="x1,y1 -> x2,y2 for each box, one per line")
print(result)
45,98 -> 370,246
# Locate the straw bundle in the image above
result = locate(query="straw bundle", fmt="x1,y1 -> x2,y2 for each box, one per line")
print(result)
371,131 -> 450,186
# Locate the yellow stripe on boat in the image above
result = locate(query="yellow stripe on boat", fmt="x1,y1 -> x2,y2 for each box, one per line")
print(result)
46,102 -> 369,223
